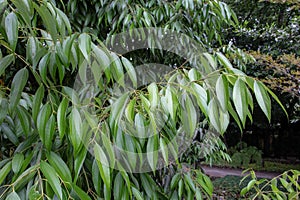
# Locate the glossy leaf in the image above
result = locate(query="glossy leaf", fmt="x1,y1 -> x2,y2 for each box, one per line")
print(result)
40,161 -> 62,200
254,81 -> 271,122
9,68 -> 29,111
5,12 -> 18,51
0,54 -> 14,76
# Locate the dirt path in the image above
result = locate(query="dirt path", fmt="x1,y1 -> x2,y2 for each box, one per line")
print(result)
202,166 -> 281,179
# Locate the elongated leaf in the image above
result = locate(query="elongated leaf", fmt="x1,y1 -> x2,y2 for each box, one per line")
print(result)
5,12 -> 18,51
74,147 -> 87,182
37,104 -> 51,143
113,172 -> 124,200
216,75 -> 229,111
12,153 -> 24,174
72,184 -> 92,200
216,52 -> 233,69
0,54 -> 14,76
0,161 -> 12,185
146,135 -> 159,171
78,33 -> 91,60
148,83 -> 158,109
94,144 -> 111,191
254,81 -> 271,122
47,152 -> 72,183
16,106 -> 31,137
160,138 -> 168,165
34,3 -> 58,41
132,187 -> 143,200
32,85 -> 44,124
57,97 -> 68,139
5,191 -> 21,200
40,161 -> 62,199
9,68 -> 29,111
232,79 -> 248,127
122,57 -> 137,88
109,92 -> 129,130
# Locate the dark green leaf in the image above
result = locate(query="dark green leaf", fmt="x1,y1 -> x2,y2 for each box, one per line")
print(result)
40,161 -> 63,200
9,68 -> 29,111
5,12 -> 18,51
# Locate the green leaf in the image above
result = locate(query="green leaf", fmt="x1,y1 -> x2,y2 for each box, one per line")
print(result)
0,54 -> 14,76
216,75 -> 229,111
40,161 -> 63,200
0,99 -> 8,124
32,85 -> 44,124
9,68 -> 29,111
147,134 -> 159,171
178,179 -> 184,199
254,81 -> 271,122
122,57 -> 137,88
184,174 -> 196,192
0,161 -> 12,185
16,106 -> 31,137
94,143 -> 111,191
78,33 -> 91,60
72,184 -> 92,200
5,12 -> 18,51
5,191 -> 21,200
57,97 -> 68,139
109,92 -> 129,130
74,147 -> 87,183
34,3 -> 58,41
216,52 -> 233,69
171,173 -> 181,189
182,95 -> 197,136
160,138 -> 168,165
113,172 -> 124,200
37,104 -> 51,144
12,153 -> 24,174
47,151 -> 72,183
132,187 -> 144,200
232,79 -> 248,127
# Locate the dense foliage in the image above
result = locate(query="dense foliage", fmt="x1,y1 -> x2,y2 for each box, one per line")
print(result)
0,0 -> 287,199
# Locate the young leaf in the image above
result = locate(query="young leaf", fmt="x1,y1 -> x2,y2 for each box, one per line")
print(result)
40,161 -> 63,200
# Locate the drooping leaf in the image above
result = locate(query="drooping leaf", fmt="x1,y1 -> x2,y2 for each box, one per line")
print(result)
94,143 -> 111,191
9,68 -> 29,111
0,161 -> 12,185
32,85 -> 44,124
254,81 -> 271,122
232,79 -> 248,127
5,12 -> 18,51
0,54 -> 14,76
40,161 -> 63,200
78,33 -> 91,60
47,151 -> 72,183
57,97 -> 68,139
12,153 -> 24,174
5,191 -> 21,200
122,56 -> 137,88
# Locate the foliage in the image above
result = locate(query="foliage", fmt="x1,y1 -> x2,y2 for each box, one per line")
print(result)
0,0 -> 284,199
181,128 -> 231,167
228,142 -> 263,168
224,0 -> 300,56
240,169 -> 300,199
